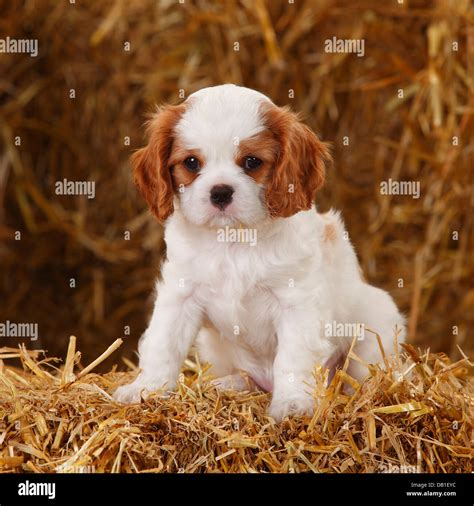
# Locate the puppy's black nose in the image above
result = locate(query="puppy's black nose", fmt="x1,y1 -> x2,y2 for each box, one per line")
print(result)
210,184 -> 234,209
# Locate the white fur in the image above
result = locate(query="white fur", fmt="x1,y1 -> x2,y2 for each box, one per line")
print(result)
114,85 -> 405,421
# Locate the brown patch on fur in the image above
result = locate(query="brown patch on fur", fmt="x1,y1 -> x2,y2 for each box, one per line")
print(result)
260,102 -> 331,218
131,104 -> 186,222
236,131 -> 280,184
169,144 -> 204,189
323,222 -> 338,243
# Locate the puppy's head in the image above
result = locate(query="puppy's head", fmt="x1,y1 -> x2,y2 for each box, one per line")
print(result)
132,84 -> 330,227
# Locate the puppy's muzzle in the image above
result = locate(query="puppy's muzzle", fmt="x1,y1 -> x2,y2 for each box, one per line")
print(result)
210,184 -> 234,210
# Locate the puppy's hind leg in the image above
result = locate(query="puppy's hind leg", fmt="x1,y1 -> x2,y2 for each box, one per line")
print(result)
196,328 -> 235,376
348,284 -> 406,383
196,328 -> 257,392
211,372 -> 257,392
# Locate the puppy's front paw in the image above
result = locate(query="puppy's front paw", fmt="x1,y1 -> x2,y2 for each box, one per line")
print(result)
113,382 -> 147,404
113,376 -> 172,404
268,391 -> 314,422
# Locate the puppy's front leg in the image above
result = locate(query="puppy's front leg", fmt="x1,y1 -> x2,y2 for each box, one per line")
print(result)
269,308 -> 335,422
114,273 -> 202,403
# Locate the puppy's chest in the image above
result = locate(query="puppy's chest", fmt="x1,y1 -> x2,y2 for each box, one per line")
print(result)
195,254 -> 280,344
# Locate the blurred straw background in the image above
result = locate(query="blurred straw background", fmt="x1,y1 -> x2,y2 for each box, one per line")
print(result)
0,0 -> 473,369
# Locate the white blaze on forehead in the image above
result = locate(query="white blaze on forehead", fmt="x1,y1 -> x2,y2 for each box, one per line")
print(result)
175,84 -> 273,155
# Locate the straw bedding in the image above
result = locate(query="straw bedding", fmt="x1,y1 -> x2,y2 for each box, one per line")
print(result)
1,337 -> 472,473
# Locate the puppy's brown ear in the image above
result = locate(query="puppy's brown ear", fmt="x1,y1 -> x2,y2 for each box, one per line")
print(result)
262,104 -> 330,218
131,104 -> 185,222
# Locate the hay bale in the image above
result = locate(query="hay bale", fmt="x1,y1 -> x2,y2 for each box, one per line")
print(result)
0,338 -> 472,473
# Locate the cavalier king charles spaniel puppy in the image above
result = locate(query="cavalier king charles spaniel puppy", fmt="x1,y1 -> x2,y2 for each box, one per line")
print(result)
114,84 -> 405,421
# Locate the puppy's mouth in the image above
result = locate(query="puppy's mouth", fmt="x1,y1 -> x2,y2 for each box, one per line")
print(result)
206,208 -> 242,228
203,198 -> 267,229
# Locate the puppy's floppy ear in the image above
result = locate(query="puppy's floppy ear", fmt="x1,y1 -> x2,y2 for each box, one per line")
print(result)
262,103 -> 331,218
131,104 -> 185,222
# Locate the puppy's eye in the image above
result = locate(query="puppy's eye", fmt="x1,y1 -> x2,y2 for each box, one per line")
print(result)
243,156 -> 262,171
184,157 -> 200,171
